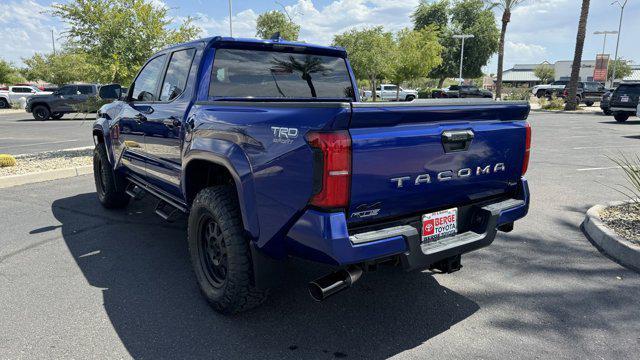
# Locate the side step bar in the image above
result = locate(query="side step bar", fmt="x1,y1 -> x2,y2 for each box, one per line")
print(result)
155,200 -> 180,222
125,183 -> 145,200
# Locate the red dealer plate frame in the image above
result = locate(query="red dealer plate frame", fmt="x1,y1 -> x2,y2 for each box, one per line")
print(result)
421,208 -> 458,243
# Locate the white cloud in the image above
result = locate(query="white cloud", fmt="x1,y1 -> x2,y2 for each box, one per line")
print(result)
189,9 -> 259,38
0,0 -> 56,65
504,41 -> 548,64
285,0 -> 420,45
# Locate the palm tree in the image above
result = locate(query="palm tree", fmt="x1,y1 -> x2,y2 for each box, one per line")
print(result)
270,55 -> 328,98
491,0 -> 526,99
565,0 -> 591,110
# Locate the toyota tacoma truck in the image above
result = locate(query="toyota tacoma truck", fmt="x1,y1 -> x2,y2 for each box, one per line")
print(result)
26,84 -> 100,120
93,36 -> 531,314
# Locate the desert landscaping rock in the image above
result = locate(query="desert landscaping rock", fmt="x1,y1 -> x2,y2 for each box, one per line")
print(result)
600,202 -> 640,246
583,203 -> 640,271
0,148 -> 92,177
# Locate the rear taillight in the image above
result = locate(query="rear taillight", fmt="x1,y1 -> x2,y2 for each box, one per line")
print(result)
306,131 -> 351,209
522,122 -> 531,176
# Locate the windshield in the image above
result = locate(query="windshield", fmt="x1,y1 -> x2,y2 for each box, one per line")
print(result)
209,48 -> 354,100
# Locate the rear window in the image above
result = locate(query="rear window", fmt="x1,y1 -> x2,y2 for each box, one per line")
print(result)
615,84 -> 640,95
209,49 -> 354,100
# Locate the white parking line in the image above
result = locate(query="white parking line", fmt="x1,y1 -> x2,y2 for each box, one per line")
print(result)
572,145 -> 640,150
0,139 -> 79,150
576,166 -> 621,172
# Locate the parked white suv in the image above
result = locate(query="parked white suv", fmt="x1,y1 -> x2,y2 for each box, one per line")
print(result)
530,80 -> 569,98
362,84 -> 418,101
0,85 -> 52,109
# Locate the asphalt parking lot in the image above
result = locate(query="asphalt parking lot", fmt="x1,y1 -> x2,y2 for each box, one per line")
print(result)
0,111 -> 95,154
1,111 -> 639,359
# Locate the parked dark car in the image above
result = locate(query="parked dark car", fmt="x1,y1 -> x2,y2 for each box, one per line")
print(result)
25,84 -> 100,120
432,85 -> 493,99
558,81 -> 606,106
609,82 -> 640,122
600,90 -> 613,115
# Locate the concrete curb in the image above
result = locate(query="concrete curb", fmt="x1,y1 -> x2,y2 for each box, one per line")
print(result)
0,165 -> 92,189
582,202 -> 640,272
530,108 -> 604,116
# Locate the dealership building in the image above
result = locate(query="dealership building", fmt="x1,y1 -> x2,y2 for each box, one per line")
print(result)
500,60 -> 640,87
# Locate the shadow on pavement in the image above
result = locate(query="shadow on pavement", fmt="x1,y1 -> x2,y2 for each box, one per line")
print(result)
598,120 -> 640,125
51,193 -> 478,359
15,115 -> 96,122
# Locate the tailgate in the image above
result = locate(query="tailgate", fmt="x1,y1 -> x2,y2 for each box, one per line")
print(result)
347,100 -> 529,225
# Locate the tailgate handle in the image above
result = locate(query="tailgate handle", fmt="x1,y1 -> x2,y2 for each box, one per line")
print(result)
441,130 -> 474,152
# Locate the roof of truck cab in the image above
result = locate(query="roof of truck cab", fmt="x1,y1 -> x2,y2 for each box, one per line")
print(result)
161,36 -> 347,56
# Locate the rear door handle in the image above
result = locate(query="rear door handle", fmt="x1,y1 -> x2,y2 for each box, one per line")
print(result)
163,116 -> 181,128
134,113 -> 147,123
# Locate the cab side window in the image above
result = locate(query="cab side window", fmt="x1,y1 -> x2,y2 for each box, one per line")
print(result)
131,55 -> 166,102
58,85 -> 77,95
160,48 -> 195,102
78,85 -> 94,95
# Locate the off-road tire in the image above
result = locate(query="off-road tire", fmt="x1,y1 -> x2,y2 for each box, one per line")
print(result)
0,98 -> 8,109
405,95 -> 416,101
32,105 -> 50,121
188,186 -> 268,314
50,112 -> 64,120
585,101 -> 594,107
614,113 -> 629,122
93,144 -> 129,208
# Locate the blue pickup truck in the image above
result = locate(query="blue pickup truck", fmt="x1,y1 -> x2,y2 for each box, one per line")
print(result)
93,36 -> 531,314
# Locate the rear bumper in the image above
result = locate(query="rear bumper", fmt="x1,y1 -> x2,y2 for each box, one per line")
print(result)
286,178 -> 530,268
610,106 -> 636,113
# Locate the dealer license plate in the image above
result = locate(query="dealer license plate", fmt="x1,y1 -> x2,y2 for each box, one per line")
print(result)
421,208 -> 458,243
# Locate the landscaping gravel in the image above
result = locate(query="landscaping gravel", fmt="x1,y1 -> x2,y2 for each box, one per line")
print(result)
0,148 -> 92,176
600,202 -> 640,246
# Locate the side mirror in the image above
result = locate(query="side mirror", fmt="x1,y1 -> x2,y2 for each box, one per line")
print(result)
99,84 -> 122,100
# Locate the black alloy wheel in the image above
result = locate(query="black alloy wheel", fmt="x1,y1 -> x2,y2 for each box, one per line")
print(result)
198,214 -> 228,288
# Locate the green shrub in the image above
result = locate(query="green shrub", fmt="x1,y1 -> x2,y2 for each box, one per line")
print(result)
10,99 -> 25,110
418,89 -> 432,99
503,87 -> 530,101
542,95 -> 564,110
608,153 -> 640,203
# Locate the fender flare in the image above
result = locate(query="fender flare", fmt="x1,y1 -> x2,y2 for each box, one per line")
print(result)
183,137 -> 259,239
92,118 -> 115,165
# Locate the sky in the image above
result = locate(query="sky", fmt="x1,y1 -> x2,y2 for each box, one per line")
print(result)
1,0 -> 640,74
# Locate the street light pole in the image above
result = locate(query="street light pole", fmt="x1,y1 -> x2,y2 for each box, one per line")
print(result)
228,0 -> 233,37
594,31 -> 617,55
611,0 -> 628,87
453,34 -> 474,85
594,30 -> 618,85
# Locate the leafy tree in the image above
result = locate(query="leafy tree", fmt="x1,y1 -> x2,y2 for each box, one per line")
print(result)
255,10 -> 300,41
533,64 -> 555,84
608,59 -> 632,81
333,27 -> 394,101
414,0 -> 499,88
388,27 -> 443,100
0,59 -> 25,84
22,52 -> 95,86
489,0 -> 526,98
565,0 -> 590,111
49,0 -> 201,85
